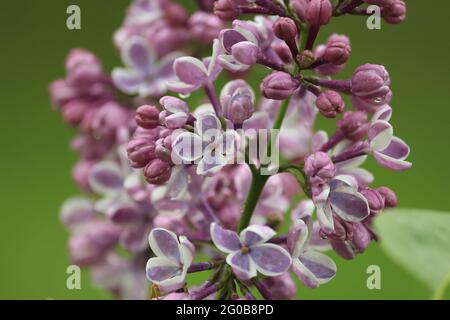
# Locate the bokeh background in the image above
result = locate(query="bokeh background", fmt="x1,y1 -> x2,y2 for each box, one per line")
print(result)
0,0 -> 449,299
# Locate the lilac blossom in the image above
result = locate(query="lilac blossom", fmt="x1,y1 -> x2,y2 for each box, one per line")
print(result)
210,223 -> 292,280
146,228 -> 194,292
112,36 -> 181,97
172,113 -> 240,175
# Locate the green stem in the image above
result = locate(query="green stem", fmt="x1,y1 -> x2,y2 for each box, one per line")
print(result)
237,98 -> 291,233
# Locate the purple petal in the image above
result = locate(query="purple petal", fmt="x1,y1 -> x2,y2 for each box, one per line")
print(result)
316,201 -> 334,234
290,200 -> 315,222
226,251 -> 257,280
249,244 -> 292,277
372,104 -> 392,122
146,257 -> 186,291
173,57 -> 208,86
330,190 -> 370,222
240,225 -> 276,247
171,132 -> 203,163
287,219 -> 309,258
292,250 -> 336,288
112,68 -> 144,94
148,228 -> 181,265
368,120 -> 393,152
60,197 -> 96,228
167,80 -> 199,95
220,29 -> 247,53
210,223 -> 241,254
89,161 -> 124,195
120,224 -> 148,252
195,113 -> 221,138
122,36 -> 153,72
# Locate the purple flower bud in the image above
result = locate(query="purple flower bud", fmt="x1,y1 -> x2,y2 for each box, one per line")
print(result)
261,71 -> 300,100
383,0 -> 406,24
136,105 -> 160,129
337,111 -> 369,141
306,0 -> 333,27
273,42 -> 293,64
273,17 -> 298,41
304,151 -> 336,186
323,39 -> 351,65
360,188 -> 385,213
214,0 -> 239,21
259,273 -> 297,300
127,128 -> 159,168
65,49 -> 103,86
316,90 -> 345,118
350,222 -> 372,253
377,186 -> 398,208
144,158 -> 172,185
291,0 -> 309,22
351,64 -> 392,112
164,3 -> 189,27
189,12 -> 224,44
220,79 -> 255,125
159,96 -> 190,129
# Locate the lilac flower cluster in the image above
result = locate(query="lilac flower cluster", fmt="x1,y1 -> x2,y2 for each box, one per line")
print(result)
50,0 -> 409,300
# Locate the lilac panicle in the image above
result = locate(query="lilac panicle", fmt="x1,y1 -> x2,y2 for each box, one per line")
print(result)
51,0 -> 411,300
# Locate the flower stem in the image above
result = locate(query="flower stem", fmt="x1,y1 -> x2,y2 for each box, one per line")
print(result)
237,98 -> 291,233
204,82 -> 223,117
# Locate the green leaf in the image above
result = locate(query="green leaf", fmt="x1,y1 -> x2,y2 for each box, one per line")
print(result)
375,209 -> 450,297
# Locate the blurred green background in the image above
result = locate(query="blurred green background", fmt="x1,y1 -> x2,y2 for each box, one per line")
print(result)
0,0 -> 449,299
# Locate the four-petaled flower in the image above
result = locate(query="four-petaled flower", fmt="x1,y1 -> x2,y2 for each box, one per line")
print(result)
146,228 -> 194,292
210,223 -> 292,280
168,40 -> 223,95
112,36 -> 181,97
287,218 -> 336,288
314,175 -> 370,233
172,113 -> 240,175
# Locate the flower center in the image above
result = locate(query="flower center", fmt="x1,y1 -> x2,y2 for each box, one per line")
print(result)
240,246 -> 250,254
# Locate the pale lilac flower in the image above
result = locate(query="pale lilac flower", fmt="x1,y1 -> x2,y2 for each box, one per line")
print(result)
314,175 -> 370,233
146,228 -> 195,292
168,40 -> 223,95
60,197 -> 96,228
188,11 -> 224,44
210,223 -> 292,280
172,113 -> 239,175
368,120 -> 412,171
112,36 -> 181,97
287,219 -> 336,288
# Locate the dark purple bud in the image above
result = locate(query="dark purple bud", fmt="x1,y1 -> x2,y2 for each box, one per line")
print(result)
304,151 -> 336,186
330,239 -> 356,260
323,40 -> 351,65
377,186 -> 398,208
273,17 -> 298,41
261,71 -> 300,100
297,50 -> 315,69
259,273 -> 297,300
305,0 -> 333,27
144,159 -> 172,185
164,3 -> 189,26
316,90 -> 345,118
360,188 -> 385,213
351,223 -> 372,253
337,111 -> 369,141
383,0 -> 406,24
291,0 -> 309,22
214,0 -> 239,21
127,128 -> 159,168
136,105 -> 160,129
273,42 -> 293,64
